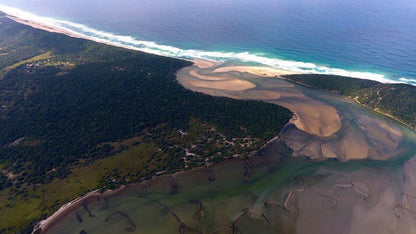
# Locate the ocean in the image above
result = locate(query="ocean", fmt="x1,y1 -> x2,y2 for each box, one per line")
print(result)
0,0 -> 415,84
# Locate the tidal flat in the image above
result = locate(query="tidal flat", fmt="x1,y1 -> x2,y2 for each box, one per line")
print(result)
42,62 -> 416,234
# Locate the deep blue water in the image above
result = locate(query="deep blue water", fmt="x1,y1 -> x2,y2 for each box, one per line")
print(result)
0,0 -> 415,84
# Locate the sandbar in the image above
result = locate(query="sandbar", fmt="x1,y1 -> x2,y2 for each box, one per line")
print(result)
192,59 -> 217,69
184,79 -> 256,91
213,66 -> 298,77
189,70 -> 230,81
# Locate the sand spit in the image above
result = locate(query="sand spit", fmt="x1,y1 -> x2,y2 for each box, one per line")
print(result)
177,61 -> 407,161
33,187 -> 126,233
185,78 -> 256,91
213,66 -> 297,77
178,62 -> 341,138
189,70 -> 230,81
192,59 -> 217,69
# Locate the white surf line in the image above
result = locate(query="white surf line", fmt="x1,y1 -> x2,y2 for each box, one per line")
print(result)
0,4 -> 411,85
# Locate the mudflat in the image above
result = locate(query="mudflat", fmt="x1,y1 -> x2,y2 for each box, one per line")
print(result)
177,60 -> 405,161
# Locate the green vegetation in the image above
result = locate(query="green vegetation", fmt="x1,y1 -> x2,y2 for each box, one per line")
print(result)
0,15 -> 292,232
283,74 -> 416,129
0,51 -> 52,78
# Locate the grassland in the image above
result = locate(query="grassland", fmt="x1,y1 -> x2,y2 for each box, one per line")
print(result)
0,51 -> 52,79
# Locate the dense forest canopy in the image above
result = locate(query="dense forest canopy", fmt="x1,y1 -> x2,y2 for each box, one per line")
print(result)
0,14 -> 292,188
0,14 -> 294,232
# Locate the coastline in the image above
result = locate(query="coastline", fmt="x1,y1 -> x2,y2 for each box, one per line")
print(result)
33,187 -> 126,233
0,6 -> 409,85
34,154 -> 265,233
5,15 -> 152,56
2,10 -> 416,234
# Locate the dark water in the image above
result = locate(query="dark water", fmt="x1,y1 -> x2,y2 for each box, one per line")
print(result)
0,0 -> 415,83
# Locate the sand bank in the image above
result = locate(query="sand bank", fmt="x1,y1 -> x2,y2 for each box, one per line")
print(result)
184,78 -> 256,91
178,64 -> 341,138
177,63 -> 408,161
189,70 -> 230,81
213,66 -> 298,77
192,59 -> 217,69
34,187 -> 126,233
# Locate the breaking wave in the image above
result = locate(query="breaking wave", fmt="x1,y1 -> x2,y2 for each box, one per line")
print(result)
0,4 -> 411,85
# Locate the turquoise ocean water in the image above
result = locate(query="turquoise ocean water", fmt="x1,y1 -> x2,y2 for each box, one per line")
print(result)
0,0 -> 415,84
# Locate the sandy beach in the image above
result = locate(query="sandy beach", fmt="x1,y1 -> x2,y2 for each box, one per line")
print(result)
8,15 -> 88,40
213,65 -> 298,77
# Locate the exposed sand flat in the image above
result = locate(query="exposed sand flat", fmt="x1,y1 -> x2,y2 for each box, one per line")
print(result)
185,79 -> 256,91
189,70 -> 230,81
213,66 -> 298,77
256,78 -> 296,88
242,90 -> 282,100
294,169 -> 408,234
340,130 -> 369,160
280,98 -> 341,137
180,65 -> 341,138
356,115 -> 402,157
177,63 -> 409,161
192,59 -> 217,69
243,89 -> 303,100
321,143 -> 338,158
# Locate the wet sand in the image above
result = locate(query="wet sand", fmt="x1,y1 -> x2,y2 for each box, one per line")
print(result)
177,62 -> 342,139
41,141 -> 416,234
33,187 -> 126,233
177,61 -> 407,161
213,66 -> 298,77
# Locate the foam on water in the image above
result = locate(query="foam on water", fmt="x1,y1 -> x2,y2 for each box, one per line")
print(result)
0,4 -> 411,85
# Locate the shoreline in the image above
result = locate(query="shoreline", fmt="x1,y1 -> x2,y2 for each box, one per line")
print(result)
0,7 -> 409,85
2,10 -> 415,233
33,187 -> 126,233
34,152 -> 270,233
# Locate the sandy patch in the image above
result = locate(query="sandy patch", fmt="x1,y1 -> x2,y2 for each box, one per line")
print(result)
185,79 -> 256,91
189,70 -> 230,81
213,66 -> 298,77
280,99 -> 341,137
356,115 -> 402,157
192,59 -> 217,69
340,130 -> 369,160
242,90 -> 282,100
